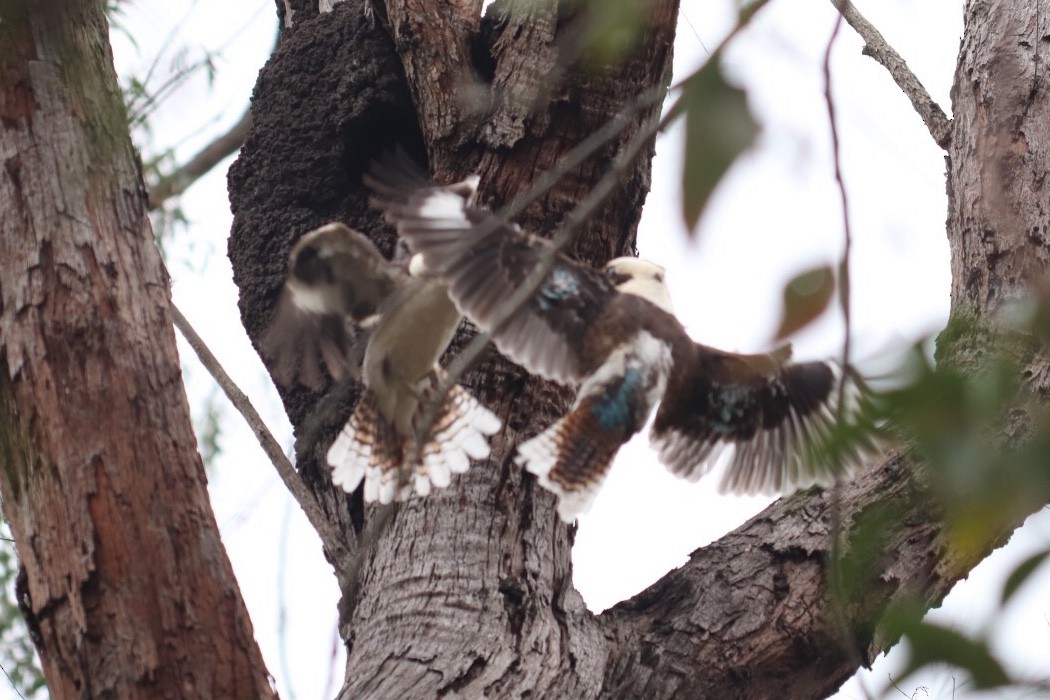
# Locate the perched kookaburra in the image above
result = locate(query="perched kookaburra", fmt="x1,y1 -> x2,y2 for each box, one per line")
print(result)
367,164 -> 866,521
263,222 -> 501,503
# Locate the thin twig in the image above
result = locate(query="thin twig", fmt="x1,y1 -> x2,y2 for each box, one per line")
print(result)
148,109 -> 252,209
827,25 -> 854,420
830,0 -> 952,149
169,301 -> 349,567
129,54 -> 219,127
824,14 -> 869,689
146,25 -> 278,210
0,662 -> 27,700
275,498 -> 297,700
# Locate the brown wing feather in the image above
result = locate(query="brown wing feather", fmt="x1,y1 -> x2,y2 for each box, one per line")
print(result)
651,343 -> 847,494
367,160 -> 617,384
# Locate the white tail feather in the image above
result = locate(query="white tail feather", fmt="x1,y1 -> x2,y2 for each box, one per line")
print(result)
418,385 -> 501,494
328,411 -> 372,493
327,385 -> 501,502
515,421 -> 602,523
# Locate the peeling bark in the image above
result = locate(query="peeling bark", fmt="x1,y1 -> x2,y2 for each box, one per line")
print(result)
0,1 -> 275,697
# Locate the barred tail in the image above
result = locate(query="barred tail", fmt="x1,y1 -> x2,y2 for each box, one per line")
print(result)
327,386 -> 501,504
415,384 -> 502,496
515,407 -> 622,523
327,392 -> 410,503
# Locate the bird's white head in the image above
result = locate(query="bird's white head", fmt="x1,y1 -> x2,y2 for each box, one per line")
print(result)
605,257 -> 675,315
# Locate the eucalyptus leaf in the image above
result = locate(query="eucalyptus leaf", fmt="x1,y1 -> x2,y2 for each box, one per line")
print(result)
680,57 -> 758,233
774,265 -> 835,340
883,608 -> 1010,691
1000,548 -> 1050,605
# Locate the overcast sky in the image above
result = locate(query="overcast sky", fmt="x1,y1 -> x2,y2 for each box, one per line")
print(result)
13,2 -> 1039,699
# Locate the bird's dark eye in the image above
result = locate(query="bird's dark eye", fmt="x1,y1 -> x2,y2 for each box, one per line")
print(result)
293,245 -> 338,286
606,268 -> 630,286
653,272 -> 664,283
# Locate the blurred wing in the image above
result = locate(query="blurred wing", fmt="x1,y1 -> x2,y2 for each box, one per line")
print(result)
367,162 -> 615,383
263,291 -> 361,389
262,222 -> 402,388
651,343 -> 859,495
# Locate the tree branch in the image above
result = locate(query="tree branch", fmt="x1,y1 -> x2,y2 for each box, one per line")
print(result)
600,449 -> 1038,698
601,4 -> 1050,694
147,109 -> 252,210
831,0 -> 953,149
168,302 -> 352,574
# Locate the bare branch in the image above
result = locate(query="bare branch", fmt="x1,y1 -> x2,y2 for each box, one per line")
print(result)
146,25 -> 280,211
824,12 -> 869,680
168,301 -> 352,571
831,0 -> 953,149
148,109 -> 252,210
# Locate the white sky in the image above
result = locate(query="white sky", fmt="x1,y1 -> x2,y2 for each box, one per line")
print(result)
6,2 -> 1041,699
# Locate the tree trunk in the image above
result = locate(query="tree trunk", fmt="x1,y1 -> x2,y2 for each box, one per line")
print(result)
0,1 -> 276,697
223,0 -> 1050,698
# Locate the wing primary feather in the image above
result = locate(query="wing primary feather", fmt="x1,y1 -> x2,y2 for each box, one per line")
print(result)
365,160 -> 616,386
653,348 -> 876,496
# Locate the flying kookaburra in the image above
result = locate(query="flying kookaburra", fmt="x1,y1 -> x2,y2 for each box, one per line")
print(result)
366,164 -> 867,521
263,222 -> 501,503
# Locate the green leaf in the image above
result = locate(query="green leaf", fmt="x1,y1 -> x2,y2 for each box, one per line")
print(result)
1001,548 -> 1050,605
774,265 -> 835,340
882,610 -> 1010,691
680,57 -> 758,232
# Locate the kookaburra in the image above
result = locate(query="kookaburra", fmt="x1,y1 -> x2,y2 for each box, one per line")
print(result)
367,164 -> 866,521
263,222 -> 501,503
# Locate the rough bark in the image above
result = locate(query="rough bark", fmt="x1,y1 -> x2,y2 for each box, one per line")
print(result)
226,0 -> 1049,698
0,1 -> 276,697
948,1 -> 1049,313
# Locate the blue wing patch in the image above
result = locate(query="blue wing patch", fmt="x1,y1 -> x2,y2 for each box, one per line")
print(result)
537,267 -> 583,310
591,367 -> 644,431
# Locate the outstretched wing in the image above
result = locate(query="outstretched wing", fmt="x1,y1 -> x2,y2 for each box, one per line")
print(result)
262,222 -> 403,388
651,343 -> 860,495
367,162 -> 615,383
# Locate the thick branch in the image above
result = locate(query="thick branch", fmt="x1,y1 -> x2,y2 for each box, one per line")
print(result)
227,1 -> 1049,698
603,2 -> 1050,696
831,0 -> 953,149
600,449 -> 1039,698
229,1 -> 679,697
382,0 -> 484,167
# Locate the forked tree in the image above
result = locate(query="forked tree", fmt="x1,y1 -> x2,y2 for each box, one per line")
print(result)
1,0 -> 1047,698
